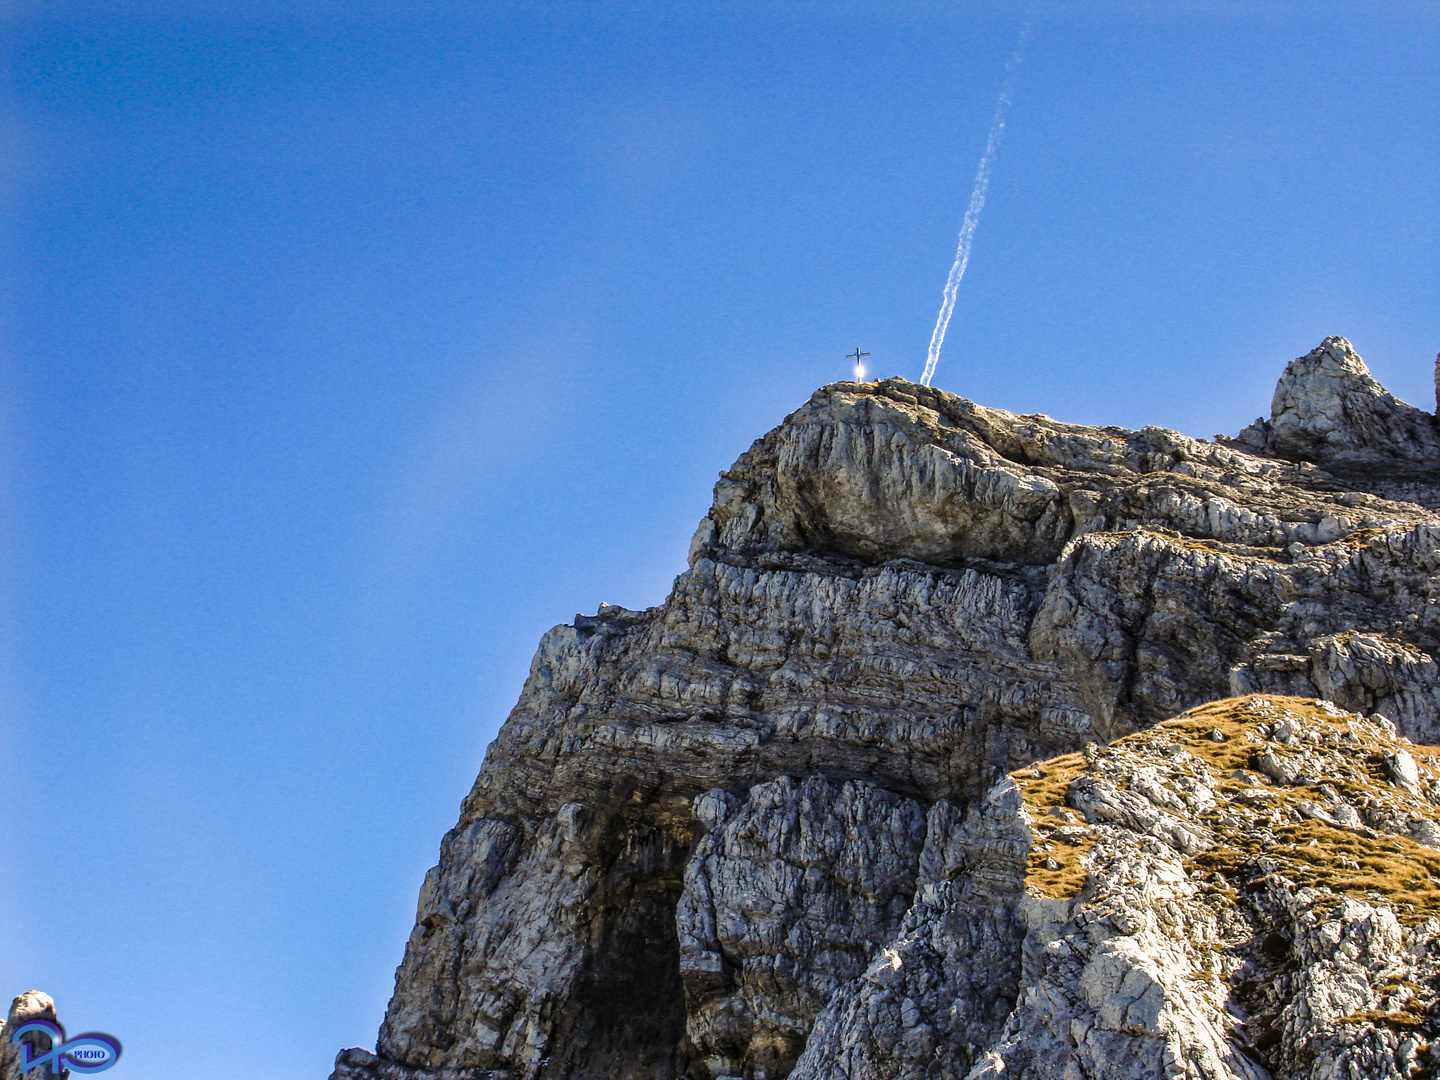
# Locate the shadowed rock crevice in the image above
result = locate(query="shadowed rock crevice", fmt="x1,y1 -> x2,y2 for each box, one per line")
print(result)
678,777 -> 929,1080
544,862 -> 690,1080
331,338 -> 1440,1080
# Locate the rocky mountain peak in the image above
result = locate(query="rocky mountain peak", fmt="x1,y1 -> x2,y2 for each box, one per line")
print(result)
1236,337 -> 1440,489
20,340 -> 1440,1080
0,335 -> 1334,1080
325,338 -> 1440,1080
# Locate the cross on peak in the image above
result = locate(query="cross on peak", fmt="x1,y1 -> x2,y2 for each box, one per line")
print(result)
846,347 -> 871,381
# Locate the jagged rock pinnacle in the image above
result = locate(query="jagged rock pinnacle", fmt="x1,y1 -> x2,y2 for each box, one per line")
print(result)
1268,336 -> 1440,466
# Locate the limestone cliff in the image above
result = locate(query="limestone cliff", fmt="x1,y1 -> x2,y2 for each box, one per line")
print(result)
331,337 -> 1440,1080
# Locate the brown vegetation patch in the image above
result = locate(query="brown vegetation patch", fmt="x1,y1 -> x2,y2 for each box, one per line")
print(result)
1169,697 -> 1440,925
1341,527 -> 1397,549
1013,695 -> 1440,913
1337,1006 -> 1428,1030
1191,821 -> 1440,926
1012,752 -> 1093,899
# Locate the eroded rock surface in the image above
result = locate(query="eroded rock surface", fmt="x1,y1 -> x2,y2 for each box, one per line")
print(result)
983,695 -> 1440,1080
678,777 -> 927,1079
333,339 -> 1440,1080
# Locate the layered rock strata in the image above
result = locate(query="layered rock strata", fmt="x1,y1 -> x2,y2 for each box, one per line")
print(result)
332,337 -> 1440,1080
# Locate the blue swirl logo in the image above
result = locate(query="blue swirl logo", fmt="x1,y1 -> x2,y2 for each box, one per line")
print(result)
10,1019 -> 121,1074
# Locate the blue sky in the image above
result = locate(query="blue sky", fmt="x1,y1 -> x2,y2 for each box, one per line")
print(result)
2,3 -> 1436,1077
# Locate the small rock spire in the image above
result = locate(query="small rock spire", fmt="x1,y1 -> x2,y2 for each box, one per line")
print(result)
1267,337 -> 1440,463
0,992 -> 60,1080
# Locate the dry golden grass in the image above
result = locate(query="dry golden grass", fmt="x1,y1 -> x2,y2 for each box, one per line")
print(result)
1338,1006 -> 1428,1029
1011,695 -> 1440,919
1190,821 -> 1440,925
1162,534 -> 1229,557
1341,527 -> 1395,549
1012,752 -> 1093,899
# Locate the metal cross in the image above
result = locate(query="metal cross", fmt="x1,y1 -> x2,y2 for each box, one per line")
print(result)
846,348 -> 870,366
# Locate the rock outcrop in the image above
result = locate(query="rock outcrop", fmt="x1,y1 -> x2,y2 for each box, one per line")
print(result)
332,337 -> 1440,1080
1235,337 -> 1440,507
1,992 -> 62,1080
792,695 -> 1440,1080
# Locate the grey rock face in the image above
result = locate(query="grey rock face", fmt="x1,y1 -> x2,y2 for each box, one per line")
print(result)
333,340 -> 1440,1080
678,777 -> 927,1079
788,783 -> 1029,1080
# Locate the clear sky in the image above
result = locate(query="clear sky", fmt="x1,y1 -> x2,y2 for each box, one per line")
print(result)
2,3 -> 1436,1077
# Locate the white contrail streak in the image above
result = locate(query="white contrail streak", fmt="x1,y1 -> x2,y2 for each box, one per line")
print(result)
921,25 -> 1030,388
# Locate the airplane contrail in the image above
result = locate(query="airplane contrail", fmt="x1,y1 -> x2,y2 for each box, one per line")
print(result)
921,23 -> 1030,388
